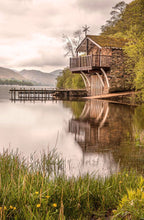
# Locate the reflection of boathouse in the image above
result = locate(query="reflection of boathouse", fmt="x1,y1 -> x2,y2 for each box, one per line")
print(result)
69,100 -> 134,152
69,100 -> 109,152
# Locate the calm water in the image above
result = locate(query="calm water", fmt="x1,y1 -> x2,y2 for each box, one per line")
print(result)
0,85 -> 144,177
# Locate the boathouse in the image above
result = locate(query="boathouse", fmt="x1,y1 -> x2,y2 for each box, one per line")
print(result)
70,35 -> 132,96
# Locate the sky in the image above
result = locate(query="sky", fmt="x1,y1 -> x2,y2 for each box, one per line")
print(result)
0,0 -> 132,73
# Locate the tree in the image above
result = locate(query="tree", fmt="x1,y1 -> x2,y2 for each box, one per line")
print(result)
56,68 -> 85,89
101,1 -> 127,34
124,25 -> 144,93
101,0 -> 144,97
63,29 -> 83,57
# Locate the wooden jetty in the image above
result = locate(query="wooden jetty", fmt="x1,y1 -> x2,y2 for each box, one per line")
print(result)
9,88 -> 87,101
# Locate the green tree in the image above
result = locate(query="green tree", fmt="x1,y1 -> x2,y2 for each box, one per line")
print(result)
56,68 -> 85,89
101,0 -> 144,97
101,1 -> 127,35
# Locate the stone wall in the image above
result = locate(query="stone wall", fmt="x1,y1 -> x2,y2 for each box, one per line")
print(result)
107,48 -> 133,92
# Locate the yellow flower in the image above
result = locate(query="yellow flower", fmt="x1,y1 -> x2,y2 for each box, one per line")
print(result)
36,204 -> 41,208
119,181 -> 122,184
35,192 -> 39,195
46,195 -> 50,199
53,203 -> 57,207
10,206 -> 13,209
13,207 -> 16,210
126,174 -> 128,177
0,206 -> 7,210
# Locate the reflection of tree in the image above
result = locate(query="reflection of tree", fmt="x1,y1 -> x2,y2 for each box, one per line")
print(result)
68,100 -> 144,173
134,104 -> 144,130
63,101 -> 85,119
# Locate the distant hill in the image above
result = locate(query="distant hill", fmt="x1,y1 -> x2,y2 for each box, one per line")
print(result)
0,67 -> 62,87
0,67 -> 25,81
19,69 -> 62,87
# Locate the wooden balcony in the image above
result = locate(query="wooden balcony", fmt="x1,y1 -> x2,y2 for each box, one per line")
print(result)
70,55 -> 112,73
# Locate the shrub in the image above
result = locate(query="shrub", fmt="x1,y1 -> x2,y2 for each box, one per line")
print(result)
113,176 -> 144,219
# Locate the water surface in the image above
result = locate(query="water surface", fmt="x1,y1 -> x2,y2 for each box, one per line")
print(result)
0,86 -> 144,177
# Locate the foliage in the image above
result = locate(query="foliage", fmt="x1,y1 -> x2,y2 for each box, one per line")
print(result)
113,176 -> 144,219
101,0 -> 144,36
56,68 -> 85,89
101,0 -> 144,97
123,25 -> 144,92
0,79 -> 33,86
101,1 -> 127,34
0,149 -> 144,219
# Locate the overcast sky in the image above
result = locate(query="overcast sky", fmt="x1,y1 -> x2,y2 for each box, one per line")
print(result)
0,0 -> 132,72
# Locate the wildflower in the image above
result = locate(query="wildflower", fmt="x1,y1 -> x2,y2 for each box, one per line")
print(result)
35,192 -> 39,195
130,200 -> 134,206
36,204 -> 41,208
10,206 -> 13,209
126,174 -> 128,177
46,195 -> 50,199
13,207 -> 16,210
0,206 -> 7,210
53,203 -> 57,207
119,181 -> 122,184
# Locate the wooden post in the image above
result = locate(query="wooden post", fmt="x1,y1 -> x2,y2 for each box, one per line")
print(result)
14,88 -> 16,101
10,89 -> 13,101
86,39 -> 88,55
99,49 -> 101,67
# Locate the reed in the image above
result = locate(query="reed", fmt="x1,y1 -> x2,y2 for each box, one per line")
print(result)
0,149 -> 143,219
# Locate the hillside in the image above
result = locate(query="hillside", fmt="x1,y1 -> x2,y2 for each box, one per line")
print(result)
100,0 -> 144,93
19,69 -> 62,86
0,67 -> 62,87
0,67 -> 25,81
101,0 -> 144,36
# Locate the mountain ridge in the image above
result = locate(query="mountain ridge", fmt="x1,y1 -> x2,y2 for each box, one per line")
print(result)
0,66 -> 62,86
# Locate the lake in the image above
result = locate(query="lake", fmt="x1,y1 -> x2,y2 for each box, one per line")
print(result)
0,85 -> 144,177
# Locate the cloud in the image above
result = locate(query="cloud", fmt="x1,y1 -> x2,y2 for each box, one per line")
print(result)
7,35 -> 68,69
0,0 -> 133,71
20,51 -> 67,68
76,0 -> 132,13
0,56 -> 11,67
0,0 -> 31,15
77,0 -> 116,12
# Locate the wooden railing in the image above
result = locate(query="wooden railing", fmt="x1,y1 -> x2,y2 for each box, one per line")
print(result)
70,55 -> 112,72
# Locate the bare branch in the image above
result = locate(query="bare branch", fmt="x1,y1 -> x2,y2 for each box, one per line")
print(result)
63,29 -> 84,57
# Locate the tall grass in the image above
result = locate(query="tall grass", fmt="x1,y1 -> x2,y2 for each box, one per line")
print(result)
0,149 -> 143,219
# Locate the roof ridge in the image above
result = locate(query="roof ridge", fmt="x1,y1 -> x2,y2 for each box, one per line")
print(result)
87,34 -> 126,40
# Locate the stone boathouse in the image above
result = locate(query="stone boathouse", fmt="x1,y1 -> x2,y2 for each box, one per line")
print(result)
70,35 -> 132,96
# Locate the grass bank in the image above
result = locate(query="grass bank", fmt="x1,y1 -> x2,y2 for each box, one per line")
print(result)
0,149 -> 144,219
